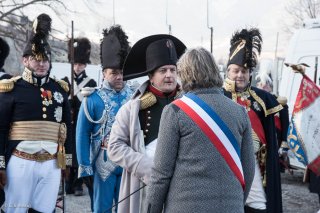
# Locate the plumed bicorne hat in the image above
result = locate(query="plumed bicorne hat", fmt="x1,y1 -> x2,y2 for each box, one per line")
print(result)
0,37 -> 10,69
68,37 -> 91,64
100,25 -> 130,70
227,28 -> 262,72
123,34 -> 186,80
23,13 -> 52,61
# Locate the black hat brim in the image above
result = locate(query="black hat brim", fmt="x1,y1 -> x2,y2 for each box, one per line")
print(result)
123,34 -> 186,81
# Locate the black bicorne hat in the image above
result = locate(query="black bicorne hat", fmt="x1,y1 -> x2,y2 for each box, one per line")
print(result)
227,28 -> 262,71
23,13 -> 52,61
100,25 -> 130,70
68,37 -> 91,64
123,34 -> 186,80
0,37 -> 10,69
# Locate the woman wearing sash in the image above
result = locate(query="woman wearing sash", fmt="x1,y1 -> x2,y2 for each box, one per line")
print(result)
146,47 -> 255,213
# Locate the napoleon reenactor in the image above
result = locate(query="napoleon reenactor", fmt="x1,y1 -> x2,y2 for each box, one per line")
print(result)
223,28 -> 283,213
0,14 -> 72,213
108,34 -> 186,213
62,37 -> 97,197
0,37 -> 12,80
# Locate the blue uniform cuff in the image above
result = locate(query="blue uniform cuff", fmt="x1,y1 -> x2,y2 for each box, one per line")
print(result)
78,164 -> 93,177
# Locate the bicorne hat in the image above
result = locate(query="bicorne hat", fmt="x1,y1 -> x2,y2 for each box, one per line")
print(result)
227,28 -> 262,72
23,13 -> 52,61
123,34 -> 186,80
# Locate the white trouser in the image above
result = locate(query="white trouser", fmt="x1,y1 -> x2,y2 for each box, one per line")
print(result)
245,157 -> 267,210
4,155 -> 61,213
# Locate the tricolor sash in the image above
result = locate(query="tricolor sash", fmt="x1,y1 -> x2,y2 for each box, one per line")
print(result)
173,93 -> 245,190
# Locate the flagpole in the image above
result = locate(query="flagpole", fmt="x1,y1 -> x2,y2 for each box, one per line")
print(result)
314,56 -> 318,84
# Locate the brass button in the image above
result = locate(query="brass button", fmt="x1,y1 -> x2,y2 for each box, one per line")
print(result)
144,135 -> 146,138
43,114 -> 47,119
43,107 -> 47,112
148,116 -> 151,120
147,111 -> 151,114
147,123 -> 150,126
145,129 -> 149,133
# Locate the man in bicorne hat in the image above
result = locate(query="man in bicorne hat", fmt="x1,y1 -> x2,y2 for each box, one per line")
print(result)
62,37 -> 97,196
108,34 -> 186,213
76,25 -> 134,213
223,28 -> 283,213
0,14 -> 72,213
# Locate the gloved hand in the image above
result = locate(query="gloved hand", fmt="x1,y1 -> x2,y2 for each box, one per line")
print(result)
278,147 -> 288,158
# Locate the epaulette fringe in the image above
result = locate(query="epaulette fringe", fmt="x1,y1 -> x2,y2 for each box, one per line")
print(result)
55,79 -> 69,93
140,92 -> 157,110
0,76 -> 21,93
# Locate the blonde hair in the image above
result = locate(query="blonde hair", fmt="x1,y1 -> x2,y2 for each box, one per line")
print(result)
177,47 -> 223,92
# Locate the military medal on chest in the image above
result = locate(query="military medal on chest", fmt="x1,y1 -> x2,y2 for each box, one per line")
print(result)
237,92 -> 251,112
40,88 -> 53,106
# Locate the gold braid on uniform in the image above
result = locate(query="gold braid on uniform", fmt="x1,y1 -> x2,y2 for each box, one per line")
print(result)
223,78 -> 238,101
248,89 -> 268,116
54,79 -> 69,93
0,76 -> 22,92
140,91 -> 157,110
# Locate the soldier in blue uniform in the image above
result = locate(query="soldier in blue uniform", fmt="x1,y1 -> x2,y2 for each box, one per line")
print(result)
62,37 -> 97,196
76,25 -> 134,213
0,14 -> 72,213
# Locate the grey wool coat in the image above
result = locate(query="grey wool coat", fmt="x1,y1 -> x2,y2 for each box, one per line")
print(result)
146,88 -> 255,213
108,81 -> 154,213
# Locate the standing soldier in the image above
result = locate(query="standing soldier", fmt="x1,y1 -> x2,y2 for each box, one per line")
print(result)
108,34 -> 186,213
0,37 -> 12,80
0,14 -> 72,213
62,37 -> 97,196
76,25 -> 134,213
223,28 -> 283,213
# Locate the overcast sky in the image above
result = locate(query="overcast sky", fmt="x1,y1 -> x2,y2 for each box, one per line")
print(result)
24,0 -> 294,62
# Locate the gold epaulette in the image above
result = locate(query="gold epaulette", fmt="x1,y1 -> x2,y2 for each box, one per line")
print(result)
277,96 -> 288,106
55,79 -> 69,93
0,76 -> 21,93
140,92 -> 157,110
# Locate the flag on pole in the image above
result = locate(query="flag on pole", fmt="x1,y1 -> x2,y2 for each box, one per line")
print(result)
287,74 -> 320,175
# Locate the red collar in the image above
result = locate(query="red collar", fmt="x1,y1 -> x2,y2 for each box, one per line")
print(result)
148,84 -> 178,98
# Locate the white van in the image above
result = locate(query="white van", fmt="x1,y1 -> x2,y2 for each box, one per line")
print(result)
279,18 -> 320,169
